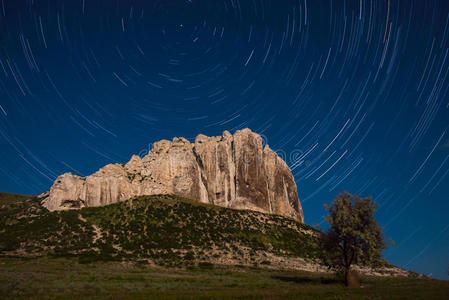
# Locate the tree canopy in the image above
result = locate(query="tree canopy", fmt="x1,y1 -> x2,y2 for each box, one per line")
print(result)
319,192 -> 387,283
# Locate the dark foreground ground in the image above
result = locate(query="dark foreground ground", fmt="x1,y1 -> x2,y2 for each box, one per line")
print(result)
0,257 -> 448,300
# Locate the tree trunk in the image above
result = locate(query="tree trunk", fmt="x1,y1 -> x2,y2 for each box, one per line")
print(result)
345,270 -> 360,288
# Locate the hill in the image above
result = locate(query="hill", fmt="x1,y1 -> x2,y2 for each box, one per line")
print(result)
0,192 -> 34,205
1,194 -> 318,269
0,193 -> 404,276
1,193 -> 398,274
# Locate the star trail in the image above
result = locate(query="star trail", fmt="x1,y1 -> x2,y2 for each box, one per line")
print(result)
0,0 -> 448,279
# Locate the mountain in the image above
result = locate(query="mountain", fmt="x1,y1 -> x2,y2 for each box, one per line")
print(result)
40,128 -> 304,221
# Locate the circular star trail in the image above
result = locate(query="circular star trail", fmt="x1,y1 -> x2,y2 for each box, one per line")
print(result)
0,0 -> 448,278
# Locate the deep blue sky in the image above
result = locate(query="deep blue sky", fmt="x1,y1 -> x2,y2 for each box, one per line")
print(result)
0,0 -> 448,279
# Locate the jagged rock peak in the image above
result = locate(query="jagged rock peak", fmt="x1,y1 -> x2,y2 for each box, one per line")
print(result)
41,128 -> 304,222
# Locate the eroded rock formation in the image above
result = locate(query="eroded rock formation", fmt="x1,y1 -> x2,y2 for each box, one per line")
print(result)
40,128 -> 304,222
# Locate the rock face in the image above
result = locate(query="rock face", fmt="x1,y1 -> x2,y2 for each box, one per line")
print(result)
41,129 -> 304,222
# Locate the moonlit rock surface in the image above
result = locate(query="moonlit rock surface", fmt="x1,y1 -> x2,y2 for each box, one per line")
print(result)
41,128 -> 304,222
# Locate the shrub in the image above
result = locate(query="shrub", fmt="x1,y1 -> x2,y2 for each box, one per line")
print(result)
198,262 -> 214,269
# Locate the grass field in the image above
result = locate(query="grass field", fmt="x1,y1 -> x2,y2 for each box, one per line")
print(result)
0,257 -> 448,299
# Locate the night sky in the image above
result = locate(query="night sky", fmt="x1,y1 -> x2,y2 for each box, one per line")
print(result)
1,0 -> 448,279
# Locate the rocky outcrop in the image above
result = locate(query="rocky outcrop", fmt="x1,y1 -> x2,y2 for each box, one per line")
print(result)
40,129 -> 304,222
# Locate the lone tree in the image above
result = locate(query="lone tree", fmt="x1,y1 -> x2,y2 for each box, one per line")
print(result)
319,192 -> 386,286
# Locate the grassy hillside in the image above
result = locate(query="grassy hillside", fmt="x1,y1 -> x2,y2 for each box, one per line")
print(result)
1,194 -> 448,299
0,192 -> 33,205
0,194 -> 320,267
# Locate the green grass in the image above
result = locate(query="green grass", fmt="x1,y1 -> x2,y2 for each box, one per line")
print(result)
0,257 -> 447,299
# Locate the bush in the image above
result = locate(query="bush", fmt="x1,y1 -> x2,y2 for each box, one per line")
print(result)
78,255 -> 97,264
198,262 -> 214,269
184,251 -> 195,260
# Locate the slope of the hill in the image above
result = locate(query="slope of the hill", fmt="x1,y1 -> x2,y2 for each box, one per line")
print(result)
0,194 -> 318,268
0,192 -> 34,205
0,194 -> 405,276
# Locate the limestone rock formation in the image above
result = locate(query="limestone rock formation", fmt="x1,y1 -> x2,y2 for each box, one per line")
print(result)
40,129 -> 304,222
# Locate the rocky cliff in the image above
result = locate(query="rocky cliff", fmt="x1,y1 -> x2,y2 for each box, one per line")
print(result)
40,128 -> 304,222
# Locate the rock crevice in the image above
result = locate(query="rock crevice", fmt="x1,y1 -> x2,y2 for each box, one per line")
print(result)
41,128 -> 304,222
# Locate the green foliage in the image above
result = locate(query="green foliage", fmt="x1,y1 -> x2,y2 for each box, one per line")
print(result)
319,192 -> 386,274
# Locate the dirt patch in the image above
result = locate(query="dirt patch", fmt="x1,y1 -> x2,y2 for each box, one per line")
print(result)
78,214 -> 87,223
92,225 -> 103,244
